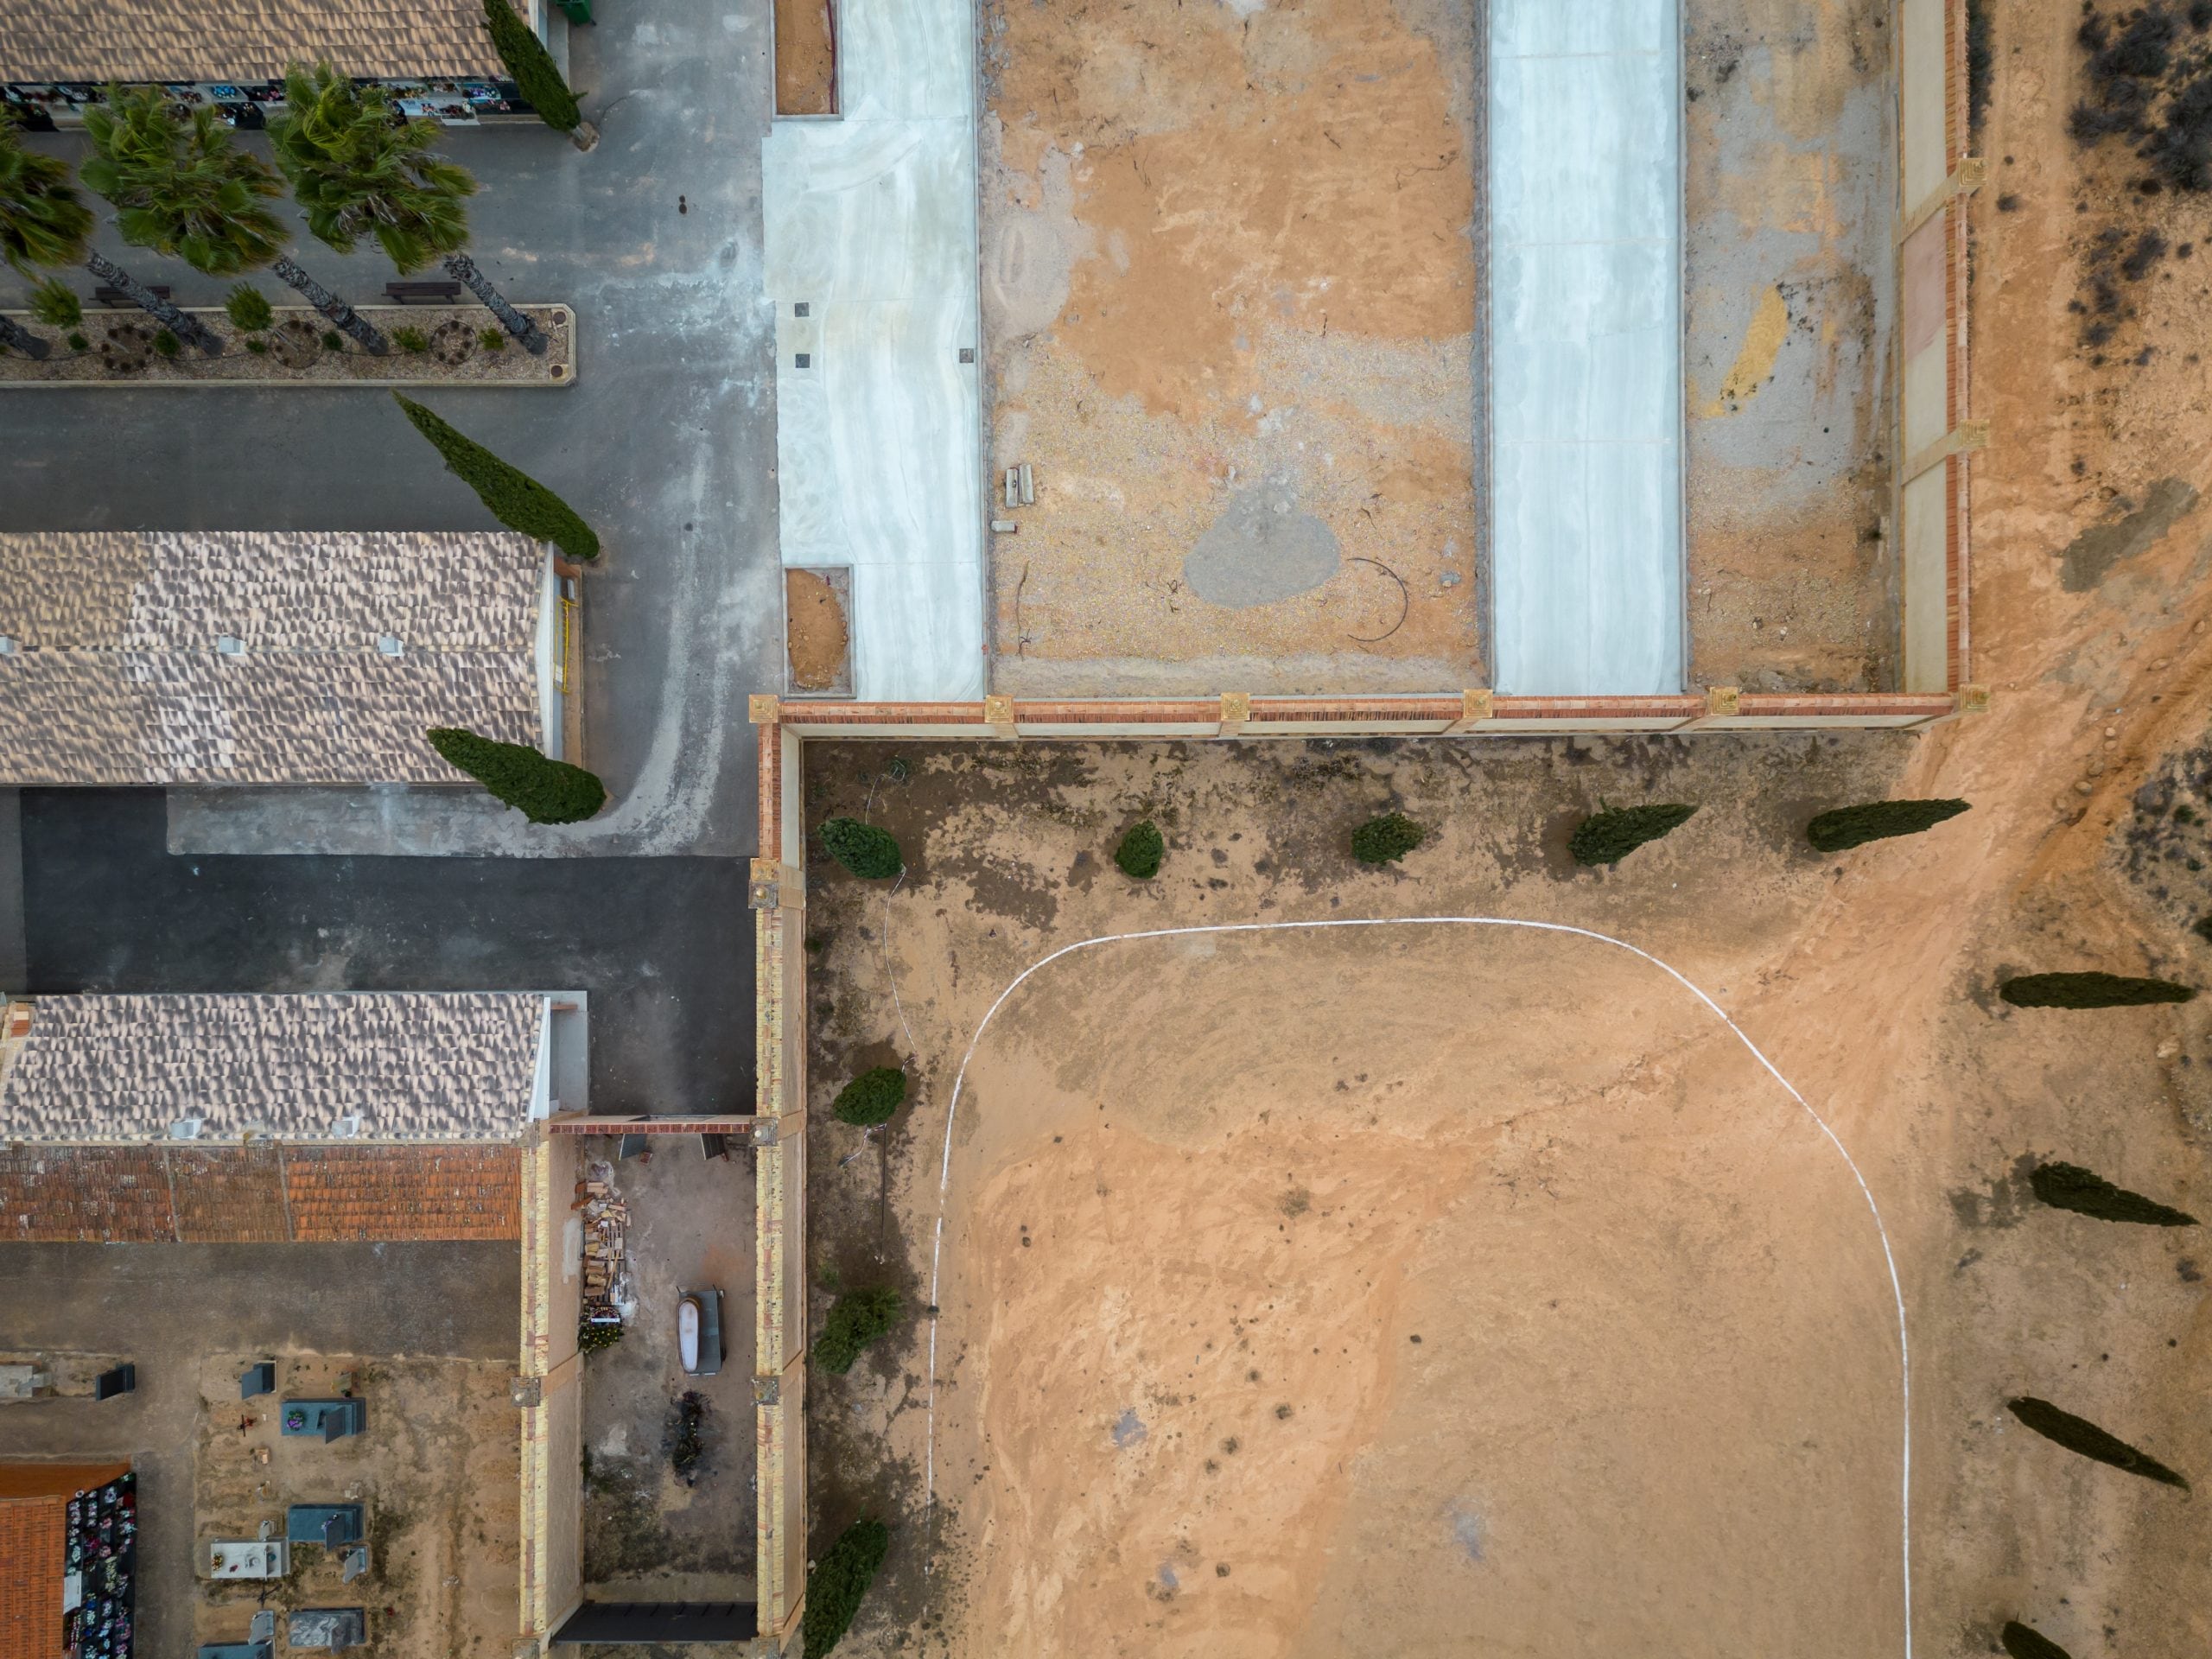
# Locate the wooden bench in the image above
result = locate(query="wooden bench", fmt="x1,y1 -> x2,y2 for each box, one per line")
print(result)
93,284 -> 169,308
385,281 -> 463,304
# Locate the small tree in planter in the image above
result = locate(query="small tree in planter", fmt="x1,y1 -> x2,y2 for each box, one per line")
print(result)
820,817 -> 903,880
1998,972 -> 2195,1008
1351,812 -> 1423,866
426,727 -> 606,823
2030,1160 -> 2197,1226
1569,803 -> 1697,867
393,394 -> 601,561
2006,1395 -> 2190,1489
803,1516 -> 890,1659
83,86 -> 290,354
483,0 -> 601,150
833,1066 -> 906,1127
0,121 -> 94,359
1115,820 -> 1164,879
1806,798 -> 1970,852
2001,1623 -> 2072,1659
816,1287 -> 902,1374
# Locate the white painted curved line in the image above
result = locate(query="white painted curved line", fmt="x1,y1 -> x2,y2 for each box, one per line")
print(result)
915,917 -> 1912,1657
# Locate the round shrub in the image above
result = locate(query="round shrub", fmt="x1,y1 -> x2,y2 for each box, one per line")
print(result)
480,326 -> 508,351
2031,1160 -> 2197,1225
803,1516 -> 890,1659
1999,972 -> 2195,1008
816,1287 -> 902,1374
29,278 -> 81,329
1351,812 -> 1423,866
1806,798 -> 1970,852
67,331 -> 88,353
224,283 -> 273,333
321,328 -> 345,351
820,816 -> 903,880
1115,820 -> 1164,879
1568,803 -> 1696,867
393,325 -> 429,353
833,1066 -> 906,1127
151,327 -> 181,358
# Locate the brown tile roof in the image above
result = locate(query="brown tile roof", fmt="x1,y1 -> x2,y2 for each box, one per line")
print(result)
0,531 -> 546,786
0,1144 -> 522,1241
0,1497 -> 63,1659
0,993 -> 546,1143
0,0 -> 517,85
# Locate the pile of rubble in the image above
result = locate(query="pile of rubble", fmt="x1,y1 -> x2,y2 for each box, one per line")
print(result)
576,1164 -> 630,1325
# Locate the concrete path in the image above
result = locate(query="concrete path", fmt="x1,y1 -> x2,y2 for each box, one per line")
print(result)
1488,0 -> 1685,695
762,0 -> 986,700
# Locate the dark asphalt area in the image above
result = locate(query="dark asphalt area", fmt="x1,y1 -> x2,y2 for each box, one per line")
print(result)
21,790 -> 754,1116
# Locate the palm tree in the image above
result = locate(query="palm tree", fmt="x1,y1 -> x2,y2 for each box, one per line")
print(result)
81,86 -> 289,354
267,63 -> 483,353
0,119 -> 92,359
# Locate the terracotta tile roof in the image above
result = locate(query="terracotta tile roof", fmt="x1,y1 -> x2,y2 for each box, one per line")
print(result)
0,0 -> 518,85
0,531 -> 546,786
0,1497 -> 64,1659
0,993 -> 546,1143
0,1144 -> 523,1242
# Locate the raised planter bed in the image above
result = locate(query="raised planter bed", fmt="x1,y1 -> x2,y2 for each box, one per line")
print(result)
0,303 -> 575,388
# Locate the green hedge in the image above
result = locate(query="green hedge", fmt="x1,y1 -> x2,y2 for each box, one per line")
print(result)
1806,798 -> 1971,852
2001,1622 -> 2072,1659
2006,1395 -> 2190,1489
816,1287 -> 902,1374
481,0 -> 583,131
820,817 -> 903,879
392,393 -> 600,561
1351,812 -> 1423,866
804,1516 -> 890,1658
1569,803 -> 1696,867
833,1066 -> 906,1127
1999,972 -> 2196,1008
426,728 -> 606,823
2031,1161 -> 2196,1226
1115,820 -> 1164,879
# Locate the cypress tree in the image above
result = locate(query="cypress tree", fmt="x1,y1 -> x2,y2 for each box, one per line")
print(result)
2006,1395 -> 2190,1489
426,727 -> 605,823
803,1516 -> 890,1659
2030,1161 -> 2197,1226
1568,803 -> 1697,867
1115,820 -> 1164,879
2000,1622 -> 2072,1659
480,0 -> 596,148
832,1066 -> 906,1127
392,393 -> 600,561
816,1287 -> 902,1374
1351,812 -> 1424,866
820,817 -> 902,879
1999,972 -> 2196,1008
1806,798 -> 1970,852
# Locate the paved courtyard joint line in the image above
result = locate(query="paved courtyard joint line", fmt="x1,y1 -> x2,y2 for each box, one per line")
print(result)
916,914 -> 1913,1656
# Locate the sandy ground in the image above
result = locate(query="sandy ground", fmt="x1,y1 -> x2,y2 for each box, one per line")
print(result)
1686,0 -> 1898,692
190,1353 -> 517,1658
775,0 -> 836,114
786,568 -> 853,695
978,0 -> 1482,694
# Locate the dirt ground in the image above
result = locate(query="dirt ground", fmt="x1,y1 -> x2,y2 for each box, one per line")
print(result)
786,568 -> 853,695
774,0 -> 836,114
1686,0 -> 1898,692
978,0 -> 1482,694
189,1352 -> 517,1658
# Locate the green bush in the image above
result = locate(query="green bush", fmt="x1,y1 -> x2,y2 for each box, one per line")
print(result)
224,283 -> 272,332
820,816 -> 903,880
577,1317 -> 622,1354
66,331 -> 88,353
426,727 -> 607,823
1999,972 -> 2196,1008
321,327 -> 345,351
2006,1395 -> 2189,1489
2000,1623 -> 2071,1659
1351,812 -> 1423,866
803,1516 -> 890,1659
245,336 -> 267,354
392,392 -> 601,561
2031,1160 -> 2197,1226
1569,803 -> 1697,867
29,277 -> 81,328
393,325 -> 429,353
1806,798 -> 1971,852
833,1066 -> 906,1127
480,325 -> 508,351
816,1287 -> 902,1374
1115,820 -> 1164,879
152,327 -> 180,357
482,0 -> 584,132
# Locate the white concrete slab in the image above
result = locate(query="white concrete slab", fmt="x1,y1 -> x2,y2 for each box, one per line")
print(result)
762,0 -> 984,700
1489,0 -> 1685,696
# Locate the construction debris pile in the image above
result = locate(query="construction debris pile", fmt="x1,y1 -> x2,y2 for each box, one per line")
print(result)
576,1163 -> 630,1332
